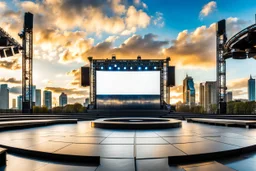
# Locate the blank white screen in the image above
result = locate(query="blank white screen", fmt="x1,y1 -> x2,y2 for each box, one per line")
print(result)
96,71 -> 160,95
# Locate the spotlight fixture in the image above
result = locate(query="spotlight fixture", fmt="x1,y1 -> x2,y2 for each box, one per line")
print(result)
130,67 -> 133,70
138,67 -> 141,70
101,66 -> 104,70
118,67 -> 120,70
124,67 -> 127,70
145,67 -> 148,70
109,66 -> 112,70
114,64 -> 117,67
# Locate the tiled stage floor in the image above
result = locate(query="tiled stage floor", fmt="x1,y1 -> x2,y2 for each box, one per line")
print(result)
0,121 -> 256,170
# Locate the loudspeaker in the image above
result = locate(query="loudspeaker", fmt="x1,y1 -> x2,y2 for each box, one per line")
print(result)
220,102 -> 227,114
0,37 -> 8,46
0,49 -> 4,58
4,48 -> 14,57
22,102 -> 32,113
217,19 -> 226,35
81,67 -> 90,86
167,66 -> 175,87
247,31 -> 256,44
13,47 -> 19,54
232,51 -> 246,59
24,12 -> 33,29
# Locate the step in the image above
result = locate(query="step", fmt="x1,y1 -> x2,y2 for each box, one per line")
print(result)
0,148 -> 6,166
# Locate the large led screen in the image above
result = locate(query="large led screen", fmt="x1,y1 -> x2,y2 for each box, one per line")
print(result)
96,71 -> 161,109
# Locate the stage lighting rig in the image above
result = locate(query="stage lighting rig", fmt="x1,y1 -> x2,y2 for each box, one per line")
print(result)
0,12 -> 34,113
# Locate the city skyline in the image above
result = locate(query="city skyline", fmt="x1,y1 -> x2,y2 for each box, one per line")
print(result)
0,0 -> 256,105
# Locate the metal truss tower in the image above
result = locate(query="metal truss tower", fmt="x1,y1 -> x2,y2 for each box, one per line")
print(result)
216,20 -> 227,114
19,12 -> 34,113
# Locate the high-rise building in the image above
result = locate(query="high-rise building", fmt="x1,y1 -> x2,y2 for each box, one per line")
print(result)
0,84 -> 9,109
200,81 -> 217,112
248,75 -> 255,101
32,85 -> 36,103
183,75 -> 195,106
84,98 -> 90,107
43,90 -> 52,109
17,95 -> 22,110
36,89 -> 41,107
12,99 -> 16,109
199,83 -> 204,106
59,92 -> 67,107
226,91 -> 233,102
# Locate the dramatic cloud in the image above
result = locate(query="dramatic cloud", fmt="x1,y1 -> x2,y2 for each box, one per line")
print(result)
59,15 -> 249,67
0,0 -> 152,64
45,87 -> 88,96
232,89 -> 247,97
164,17 -> 249,68
0,77 -> 21,84
0,59 -> 21,70
9,86 -> 22,94
199,1 -> 217,19
170,85 -> 183,104
15,0 -> 150,35
0,1 -> 6,9
68,97 -> 87,104
226,77 -> 249,99
125,6 -> 150,30
153,12 -> 165,28
82,33 -> 169,60
67,68 -> 81,86
227,78 -> 248,90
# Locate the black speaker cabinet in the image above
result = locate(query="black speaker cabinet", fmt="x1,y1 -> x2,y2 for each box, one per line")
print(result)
81,67 -> 90,86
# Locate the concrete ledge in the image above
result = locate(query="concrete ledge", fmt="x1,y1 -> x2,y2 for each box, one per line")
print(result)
0,119 -> 78,131
168,143 -> 256,165
0,148 -> 6,166
91,118 -> 182,129
0,144 -> 100,166
186,118 -> 256,128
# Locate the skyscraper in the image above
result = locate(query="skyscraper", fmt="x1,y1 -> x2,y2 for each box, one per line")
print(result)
36,89 -> 41,107
200,81 -> 217,112
226,91 -> 233,102
248,75 -> 255,101
17,95 -> 22,110
32,85 -> 36,104
43,90 -> 52,109
199,83 -> 204,106
0,84 -> 9,109
59,92 -> 67,107
84,98 -> 90,107
12,99 -> 16,109
183,75 -> 195,106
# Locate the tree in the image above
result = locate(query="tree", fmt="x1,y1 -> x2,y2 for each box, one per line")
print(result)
209,104 -> 217,114
227,101 -> 235,114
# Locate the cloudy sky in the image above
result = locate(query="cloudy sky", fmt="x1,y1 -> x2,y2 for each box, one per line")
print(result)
0,0 -> 256,106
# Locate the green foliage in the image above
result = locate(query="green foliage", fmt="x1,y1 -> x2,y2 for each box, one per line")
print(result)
209,104 -> 217,114
227,101 -> 256,114
176,105 -> 204,114
62,103 -> 86,113
33,106 -> 48,113
32,103 -> 86,114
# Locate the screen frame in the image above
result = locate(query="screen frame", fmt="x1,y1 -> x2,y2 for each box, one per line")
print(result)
95,70 -> 161,109
96,71 -> 161,95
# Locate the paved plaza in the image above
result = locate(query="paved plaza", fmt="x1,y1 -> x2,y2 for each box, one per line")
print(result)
0,120 -> 256,170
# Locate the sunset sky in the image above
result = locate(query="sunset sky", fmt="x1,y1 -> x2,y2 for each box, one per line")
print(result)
0,0 -> 256,106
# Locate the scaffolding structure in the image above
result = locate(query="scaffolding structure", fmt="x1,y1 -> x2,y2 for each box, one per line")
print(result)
216,20 -> 227,114
19,12 -> 34,113
87,56 -> 171,109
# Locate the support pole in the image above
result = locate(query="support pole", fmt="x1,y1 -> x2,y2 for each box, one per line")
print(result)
216,20 -> 227,114
21,12 -> 33,113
